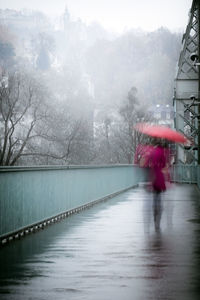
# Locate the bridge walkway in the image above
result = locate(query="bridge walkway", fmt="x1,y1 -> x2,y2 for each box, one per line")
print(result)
0,184 -> 200,300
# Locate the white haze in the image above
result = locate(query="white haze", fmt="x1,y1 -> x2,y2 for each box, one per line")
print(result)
0,0 -> 193,165
0,0 -> 192,33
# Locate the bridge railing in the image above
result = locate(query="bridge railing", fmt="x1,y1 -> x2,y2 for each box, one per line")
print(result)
1,164 -> 199,244
170,164 -> 198,184
0,165 -> 145,243
197,166 -> 200,190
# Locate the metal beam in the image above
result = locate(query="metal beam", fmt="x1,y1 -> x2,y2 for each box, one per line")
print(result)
174,0 -> 200,164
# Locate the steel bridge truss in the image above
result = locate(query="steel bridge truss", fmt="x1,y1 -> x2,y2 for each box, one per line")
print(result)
174,0 -> 200,164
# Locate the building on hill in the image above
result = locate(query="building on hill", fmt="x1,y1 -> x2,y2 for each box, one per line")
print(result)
148,104 -> 174,127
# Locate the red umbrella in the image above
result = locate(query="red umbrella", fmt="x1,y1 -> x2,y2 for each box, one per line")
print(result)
135,123 -> 190,144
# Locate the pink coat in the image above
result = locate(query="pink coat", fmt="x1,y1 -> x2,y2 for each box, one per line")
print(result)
149,146 -> 166,192
134,144 -> 154,167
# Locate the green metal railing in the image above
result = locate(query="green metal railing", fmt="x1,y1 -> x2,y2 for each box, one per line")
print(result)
0,164 -> 199,244
0,165 -> 144,242
197,166 -> 200,189
171,164 -> 197,184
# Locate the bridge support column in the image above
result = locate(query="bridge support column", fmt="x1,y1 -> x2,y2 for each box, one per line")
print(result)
174,0 -> 200,164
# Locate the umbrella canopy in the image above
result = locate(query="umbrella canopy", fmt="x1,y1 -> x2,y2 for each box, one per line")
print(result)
135,123 -> 190,144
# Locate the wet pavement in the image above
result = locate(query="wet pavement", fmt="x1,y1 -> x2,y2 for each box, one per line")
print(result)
0,184 -> 200,300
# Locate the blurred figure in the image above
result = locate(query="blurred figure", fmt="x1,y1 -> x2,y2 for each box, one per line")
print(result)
153,193 -> 162,232
135,139 -> 171,232
149,140 -> 166,194
149,139 -> 167,232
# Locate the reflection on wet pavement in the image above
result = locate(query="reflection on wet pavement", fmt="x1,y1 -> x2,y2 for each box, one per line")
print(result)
0,184 -> 200,299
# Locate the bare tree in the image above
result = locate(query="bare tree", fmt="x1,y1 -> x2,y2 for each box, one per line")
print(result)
109,87 -> 152,164
0,71 -> 48,165
116,87 -> 139,163
0,65 -> 95,166
18,101 -> 94,165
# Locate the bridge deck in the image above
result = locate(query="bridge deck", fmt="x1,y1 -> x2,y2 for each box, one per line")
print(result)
0,184 -> 200,300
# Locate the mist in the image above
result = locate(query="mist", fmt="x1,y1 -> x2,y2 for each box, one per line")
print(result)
0,6 -> 183,166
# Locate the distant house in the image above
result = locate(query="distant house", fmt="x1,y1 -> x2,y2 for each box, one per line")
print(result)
148,104 -> 174,127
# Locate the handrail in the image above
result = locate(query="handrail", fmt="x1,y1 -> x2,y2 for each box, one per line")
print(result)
171,164 -> 197,184
0,164 -> 144,244
1,163 -> 199,245
0,164 -> 134,172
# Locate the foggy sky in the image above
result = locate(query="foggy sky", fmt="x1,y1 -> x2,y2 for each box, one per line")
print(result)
0,0 -> 192,32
